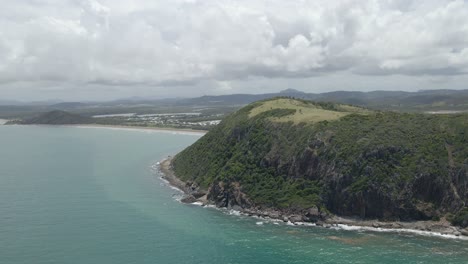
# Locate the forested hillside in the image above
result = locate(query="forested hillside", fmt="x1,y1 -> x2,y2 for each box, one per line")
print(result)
173,98 -> 468,226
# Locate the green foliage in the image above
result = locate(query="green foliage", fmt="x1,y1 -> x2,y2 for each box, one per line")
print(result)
173,98 -> 468,216
16,110 -> 93,125
451,208 -> 468,228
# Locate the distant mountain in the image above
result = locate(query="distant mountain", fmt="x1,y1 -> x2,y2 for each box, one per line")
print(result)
172,89 -> 468,111
279,88 -> 307,95
49,102 -> 88,110
1,89 -> 467,119
178,94 -> 271,106
176,89 -> 314,106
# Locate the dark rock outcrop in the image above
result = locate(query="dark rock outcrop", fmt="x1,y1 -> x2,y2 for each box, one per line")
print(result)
207,181 -> 253,209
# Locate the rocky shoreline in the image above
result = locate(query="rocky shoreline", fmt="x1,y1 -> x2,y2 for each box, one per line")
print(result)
159,157 -> 468,239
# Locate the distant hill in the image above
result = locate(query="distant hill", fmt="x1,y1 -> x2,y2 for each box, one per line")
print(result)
12,110 -> 94,125
173,97 -> 468,227
174,89 -> 468,112
1,89 -> 467,119
49,102 -> 88,110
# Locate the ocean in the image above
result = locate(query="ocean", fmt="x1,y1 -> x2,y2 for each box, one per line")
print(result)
0,125 -> 467,264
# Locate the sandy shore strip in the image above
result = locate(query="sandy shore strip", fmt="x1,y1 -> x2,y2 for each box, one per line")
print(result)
67,124 -> 208,135
158,157 -> 468,239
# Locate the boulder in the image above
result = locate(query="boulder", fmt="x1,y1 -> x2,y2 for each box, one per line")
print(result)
461,228 -> 468,236
181,195 -> 197,203
289,215 -> 303,223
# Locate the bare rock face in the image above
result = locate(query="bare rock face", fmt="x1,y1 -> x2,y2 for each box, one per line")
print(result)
284,142 -> 468,222
303,206 -> 327,222
461,228 -> 468,236
288,215 -> 303,223
181,195 -> 197,203
207,181 -> 253,209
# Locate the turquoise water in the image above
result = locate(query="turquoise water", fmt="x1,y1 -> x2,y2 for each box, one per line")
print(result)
0,126 -> 467,264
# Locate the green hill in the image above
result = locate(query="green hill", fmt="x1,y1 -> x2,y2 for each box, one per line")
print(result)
12,110 -> 93,125
173,97 -> 468,226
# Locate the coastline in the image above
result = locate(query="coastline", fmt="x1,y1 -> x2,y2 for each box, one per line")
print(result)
159,156 -> 193,193
34,124 -> 207,135
159,157 -> 209,203
4,122 -> 208,135
159,157 -> 468,240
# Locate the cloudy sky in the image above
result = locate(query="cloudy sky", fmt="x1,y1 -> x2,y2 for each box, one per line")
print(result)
1,0 -> 468,101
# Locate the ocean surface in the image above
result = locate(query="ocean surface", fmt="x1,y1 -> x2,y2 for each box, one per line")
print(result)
0,125 -> 467,264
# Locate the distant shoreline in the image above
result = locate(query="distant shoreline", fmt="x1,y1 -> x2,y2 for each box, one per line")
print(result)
69,124 -> 208,135
7,123 -> 208,135
159,158 -> 468,240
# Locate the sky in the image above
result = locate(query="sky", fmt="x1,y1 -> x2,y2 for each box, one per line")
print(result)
0,0 -> 468,101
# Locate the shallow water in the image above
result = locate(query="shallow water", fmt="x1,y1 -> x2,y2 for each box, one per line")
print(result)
0,125 -> 467,264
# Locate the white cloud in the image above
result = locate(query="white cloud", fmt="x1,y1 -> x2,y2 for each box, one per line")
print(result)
0,0 -> 467,100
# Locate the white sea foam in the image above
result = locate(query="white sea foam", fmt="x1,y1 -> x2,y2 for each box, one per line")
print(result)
293,222 -> 316,227
157,173 -> 184,194
169,185 -> 184,193
216,208 -> 467,240
228,210 -> 241,216
332,224 -> 468,240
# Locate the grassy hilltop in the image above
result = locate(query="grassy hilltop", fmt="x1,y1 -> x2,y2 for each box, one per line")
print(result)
173,97 -> 468,226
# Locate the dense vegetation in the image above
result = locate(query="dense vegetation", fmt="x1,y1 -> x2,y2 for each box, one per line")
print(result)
9,110 -> 94,125
173,97 -> 468,225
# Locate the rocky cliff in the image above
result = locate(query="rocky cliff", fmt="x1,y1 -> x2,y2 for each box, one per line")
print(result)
173,98 -> 468,227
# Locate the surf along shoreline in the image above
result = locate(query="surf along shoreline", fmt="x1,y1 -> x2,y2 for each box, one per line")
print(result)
4,122 -> 209,135
67,124 -> 208,135
159,157 -> 468,240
